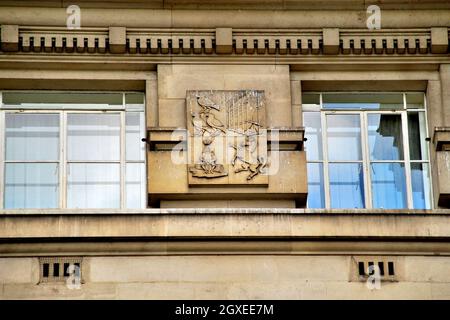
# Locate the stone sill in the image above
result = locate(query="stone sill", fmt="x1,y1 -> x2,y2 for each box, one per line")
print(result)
1,210 -> 450,240
1,208 -> 450,216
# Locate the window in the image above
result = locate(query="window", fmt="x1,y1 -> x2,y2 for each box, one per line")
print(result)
0,91 -> 146,209
303,92 -> 431,209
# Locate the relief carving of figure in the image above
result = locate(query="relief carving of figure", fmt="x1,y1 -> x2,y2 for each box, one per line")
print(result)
188,90 -> 267,181
189,94 -> 228,178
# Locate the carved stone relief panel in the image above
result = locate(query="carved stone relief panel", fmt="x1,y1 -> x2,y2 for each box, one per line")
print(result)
186,90 -> 268,186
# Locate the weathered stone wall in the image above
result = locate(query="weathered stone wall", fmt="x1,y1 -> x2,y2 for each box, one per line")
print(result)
1,255 -> 450,299
0,1 -> 449,300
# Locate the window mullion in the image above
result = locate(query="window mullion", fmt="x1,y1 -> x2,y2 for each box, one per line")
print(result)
360,112 -> 372,209
61,111 -> 67,209
0,110 -> 4,209
320,95 -> 331,208
402,95 -> 414,209
120,111 -> 126,209
423,94 -> 434,209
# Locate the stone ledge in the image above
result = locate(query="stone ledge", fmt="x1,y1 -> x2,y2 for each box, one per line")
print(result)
1,212 -> 450,239
0,208 -> 449,216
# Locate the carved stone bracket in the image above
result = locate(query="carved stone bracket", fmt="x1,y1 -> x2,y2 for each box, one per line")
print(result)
433,127 -> 450,151
147,127 -> 187,151
433,127 -> 450,207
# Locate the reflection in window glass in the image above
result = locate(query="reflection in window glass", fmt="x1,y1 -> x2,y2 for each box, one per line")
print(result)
327,114 -> 362,161
368,114 -> 404,160
303,112 -> 323,161
6,114 -> 59,161
323,93 -> 403,110
329,163 -> 365,208
67,113 -> 120,161
411,163 -> 431,209
125,93 -> 144,105
4,163 -> 59,209
67,163 -> 120,209
303,92 -> 431,210
371,163 -> 407,209
306,163 -> 325,208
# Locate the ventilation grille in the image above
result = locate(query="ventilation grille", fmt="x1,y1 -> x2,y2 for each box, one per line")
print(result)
351,256 -> 401,282
39,257 -> 83,283
358,261 -> 395,276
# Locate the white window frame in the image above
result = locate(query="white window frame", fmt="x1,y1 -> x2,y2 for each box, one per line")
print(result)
0,91 -> 146,210
303,92 -> 432,209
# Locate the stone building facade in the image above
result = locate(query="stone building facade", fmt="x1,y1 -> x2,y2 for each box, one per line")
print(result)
0,0 -> 449,299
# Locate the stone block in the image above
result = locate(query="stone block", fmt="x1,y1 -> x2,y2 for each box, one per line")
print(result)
0,258 -> 37,284
215,27 -> 233,54
109,27 -> 126,53
158,98 -> 186,127
431,27 -> 449,54
436,151 -> 450,207
146,79 -> 158,127
157,65 -> 292,127
404,256 -> 450,283
1,25 -> 19,52
323,28 -> 340,55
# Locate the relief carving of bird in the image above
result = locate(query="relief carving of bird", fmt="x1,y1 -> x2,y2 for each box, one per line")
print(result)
205,112 -> 226,134
196,95 -> 221,113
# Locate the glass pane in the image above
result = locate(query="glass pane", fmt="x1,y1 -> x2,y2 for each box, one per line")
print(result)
125,93 -> 144,105
323,93 -> 403,110
67,163 -> 120,208
329,163 -> 365,208
302,93 -> 320,111
411,163 -> 431,209
126,112 -> 146,161
303,112 -> 323,161
327,114 -> 362,161
4,163 -> 58,209
306,163 -> 325,208
302,93 -> 320,104
371,163 -> 407,209
408,112 -> 428,160
5,113 -> 59,161
406,93 -> 424,109
2,92 -> 123,106
368,114 -> 404,160
67,113 -> 120,161
126,163 -> 146,209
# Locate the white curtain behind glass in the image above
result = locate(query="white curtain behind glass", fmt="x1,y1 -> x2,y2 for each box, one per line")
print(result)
4,114 -> 59,208
67,113 -> 120,208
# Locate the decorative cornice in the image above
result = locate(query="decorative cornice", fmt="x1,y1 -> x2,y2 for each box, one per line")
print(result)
2,1 -> 450,10
1,25 -> 448,56
1,240 -> 450,257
